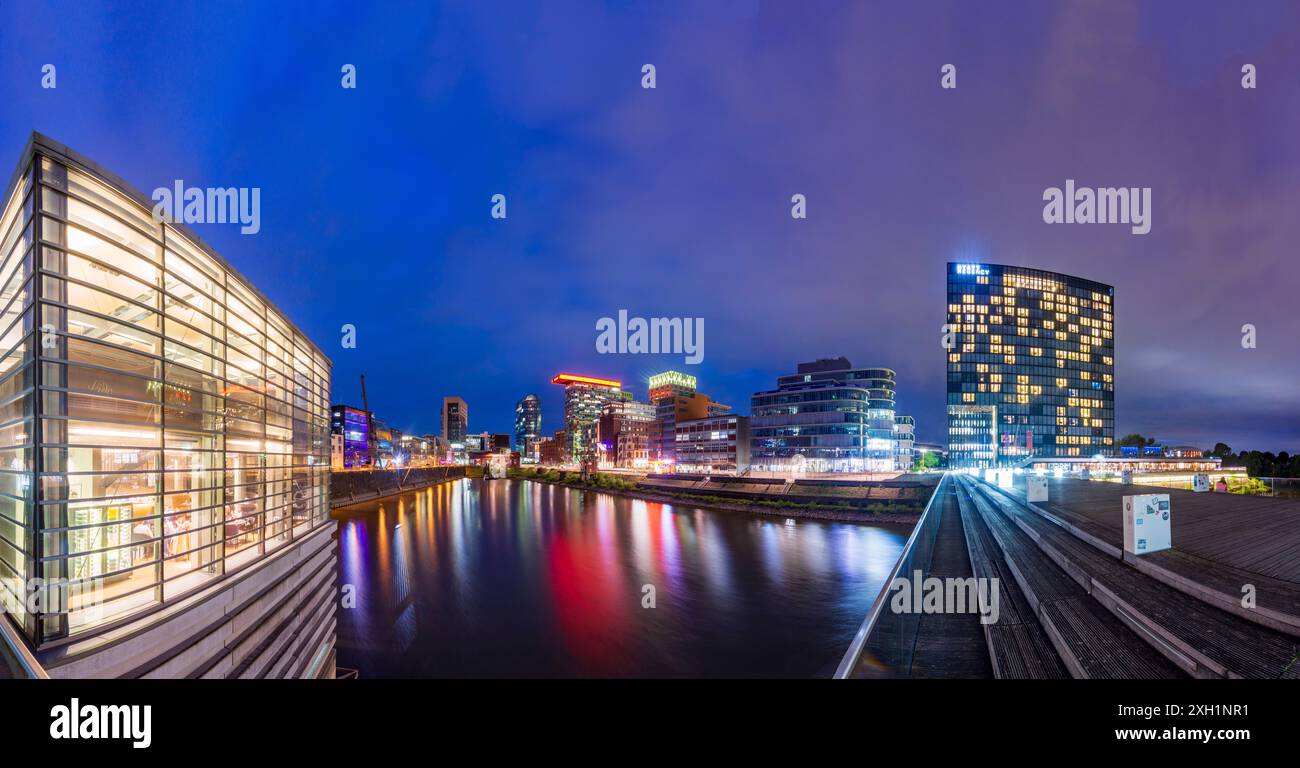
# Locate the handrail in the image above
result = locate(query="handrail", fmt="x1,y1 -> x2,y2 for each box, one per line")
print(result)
833,473 -> 948,679
0,613 -> 48,679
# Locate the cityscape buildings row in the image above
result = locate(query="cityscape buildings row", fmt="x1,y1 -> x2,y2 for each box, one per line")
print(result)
329,262 -> 1126,475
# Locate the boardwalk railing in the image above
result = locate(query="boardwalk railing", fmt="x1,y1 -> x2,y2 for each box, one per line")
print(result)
833,473 -> 949,679
330,466 -> 469,508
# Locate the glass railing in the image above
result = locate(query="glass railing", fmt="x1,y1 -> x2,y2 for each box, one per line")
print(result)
833,473 -> 950,678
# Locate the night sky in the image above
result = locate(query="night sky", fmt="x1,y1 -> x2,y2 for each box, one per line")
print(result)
4,1 -> 1299,451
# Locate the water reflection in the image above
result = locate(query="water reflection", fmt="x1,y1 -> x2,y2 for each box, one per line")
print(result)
336,479 -> 908,677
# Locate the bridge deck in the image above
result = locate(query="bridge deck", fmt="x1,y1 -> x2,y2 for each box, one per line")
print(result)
905,481 -> 993,678
973,479 -> 1300,678
1008,477 -> 1300,634
841,472 -> 1300,679
955,481 -> 1069,678
959,476 -> 1183,679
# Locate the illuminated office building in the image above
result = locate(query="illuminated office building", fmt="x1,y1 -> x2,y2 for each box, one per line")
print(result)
0,133 -> 333,677
329,404 -> 371,468
945,262 -> 1115,468
596,398 -> 655,468
894,415 -> 916,469
675,414 -> 751,474
514,393 -> 541,459
551,374 -> 624,462
441,396 -> 467,444
647,370 -> 729,465
750,358 -> 899,473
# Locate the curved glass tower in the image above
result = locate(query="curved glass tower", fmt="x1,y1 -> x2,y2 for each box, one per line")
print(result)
946,262 -> 1115,468
514,393 -> 541,458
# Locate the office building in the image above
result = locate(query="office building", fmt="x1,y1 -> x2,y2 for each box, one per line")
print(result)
750,358 -> 899,473
894,415 -> 915,469
537,432 -> 565,465
330,404 -> 371,468
0,133 -> 334,677
945,262 -> 1115,467
675,415 -> 751,474
647,370 -> 729,465
442,396 -> 468,445
514,393 -> 541,459
597,399 -> 656,468
551,374 -> 625,462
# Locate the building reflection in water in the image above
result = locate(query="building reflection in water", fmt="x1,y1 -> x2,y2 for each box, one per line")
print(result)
336,478 -> 908,677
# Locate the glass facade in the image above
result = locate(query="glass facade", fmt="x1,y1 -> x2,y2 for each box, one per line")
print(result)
0,136 -> 331,645
551,374 -> 624,463
330,404 -> 371,468
513,393 -> 541,456
945,262 -> 1114,467
750,358 -> 901,473
442,396 -> 467,445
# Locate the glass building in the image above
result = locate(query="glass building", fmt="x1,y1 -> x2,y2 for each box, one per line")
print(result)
551,374 -> 624,463
0,133 -> 331,646
442,396 -> 467,444
330,404 -> 371,468
945,262 -> 1114,468
513,393 -> 541,458
750,358 -> 900,473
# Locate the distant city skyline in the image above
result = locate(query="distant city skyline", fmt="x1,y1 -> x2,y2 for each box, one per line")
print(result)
6,2 -> 1298,451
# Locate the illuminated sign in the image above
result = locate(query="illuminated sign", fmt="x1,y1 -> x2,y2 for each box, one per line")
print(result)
551,373 -> 622,388
954,263 -> 989,276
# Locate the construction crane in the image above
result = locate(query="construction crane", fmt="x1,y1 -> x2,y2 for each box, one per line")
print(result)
360,373 -> 376,469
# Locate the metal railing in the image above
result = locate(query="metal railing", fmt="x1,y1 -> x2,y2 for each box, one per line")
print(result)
833,473 -> 950,679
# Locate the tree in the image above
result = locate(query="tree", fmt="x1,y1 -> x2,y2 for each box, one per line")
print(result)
913,451 -> 942,472
1208,442 -> 1233,459
1118,433 -> 1155,447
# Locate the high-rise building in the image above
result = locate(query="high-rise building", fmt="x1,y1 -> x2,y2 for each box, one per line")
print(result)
0,133 -> 334,676
514,393 -> 542,459
647,370 -> 729,465
945,262 -> 1115,467
597,399 -> 656,468
750,358 -> 899,473
551,374 -> 624,462
442,396 -> 468,445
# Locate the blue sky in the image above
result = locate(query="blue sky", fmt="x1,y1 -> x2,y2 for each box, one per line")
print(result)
3,0 -> 1299,450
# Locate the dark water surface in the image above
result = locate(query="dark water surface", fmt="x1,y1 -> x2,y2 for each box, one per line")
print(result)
336,478 -> 908,677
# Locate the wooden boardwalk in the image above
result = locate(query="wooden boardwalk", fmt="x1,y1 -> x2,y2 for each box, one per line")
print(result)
1007,477 -> 1300,636
839,472 -> 1300,679
1026,478 -> 1300,581
906,482 -> 993,678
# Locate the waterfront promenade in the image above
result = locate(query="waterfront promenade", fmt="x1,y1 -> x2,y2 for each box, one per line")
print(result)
840,473 -> 1300,679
